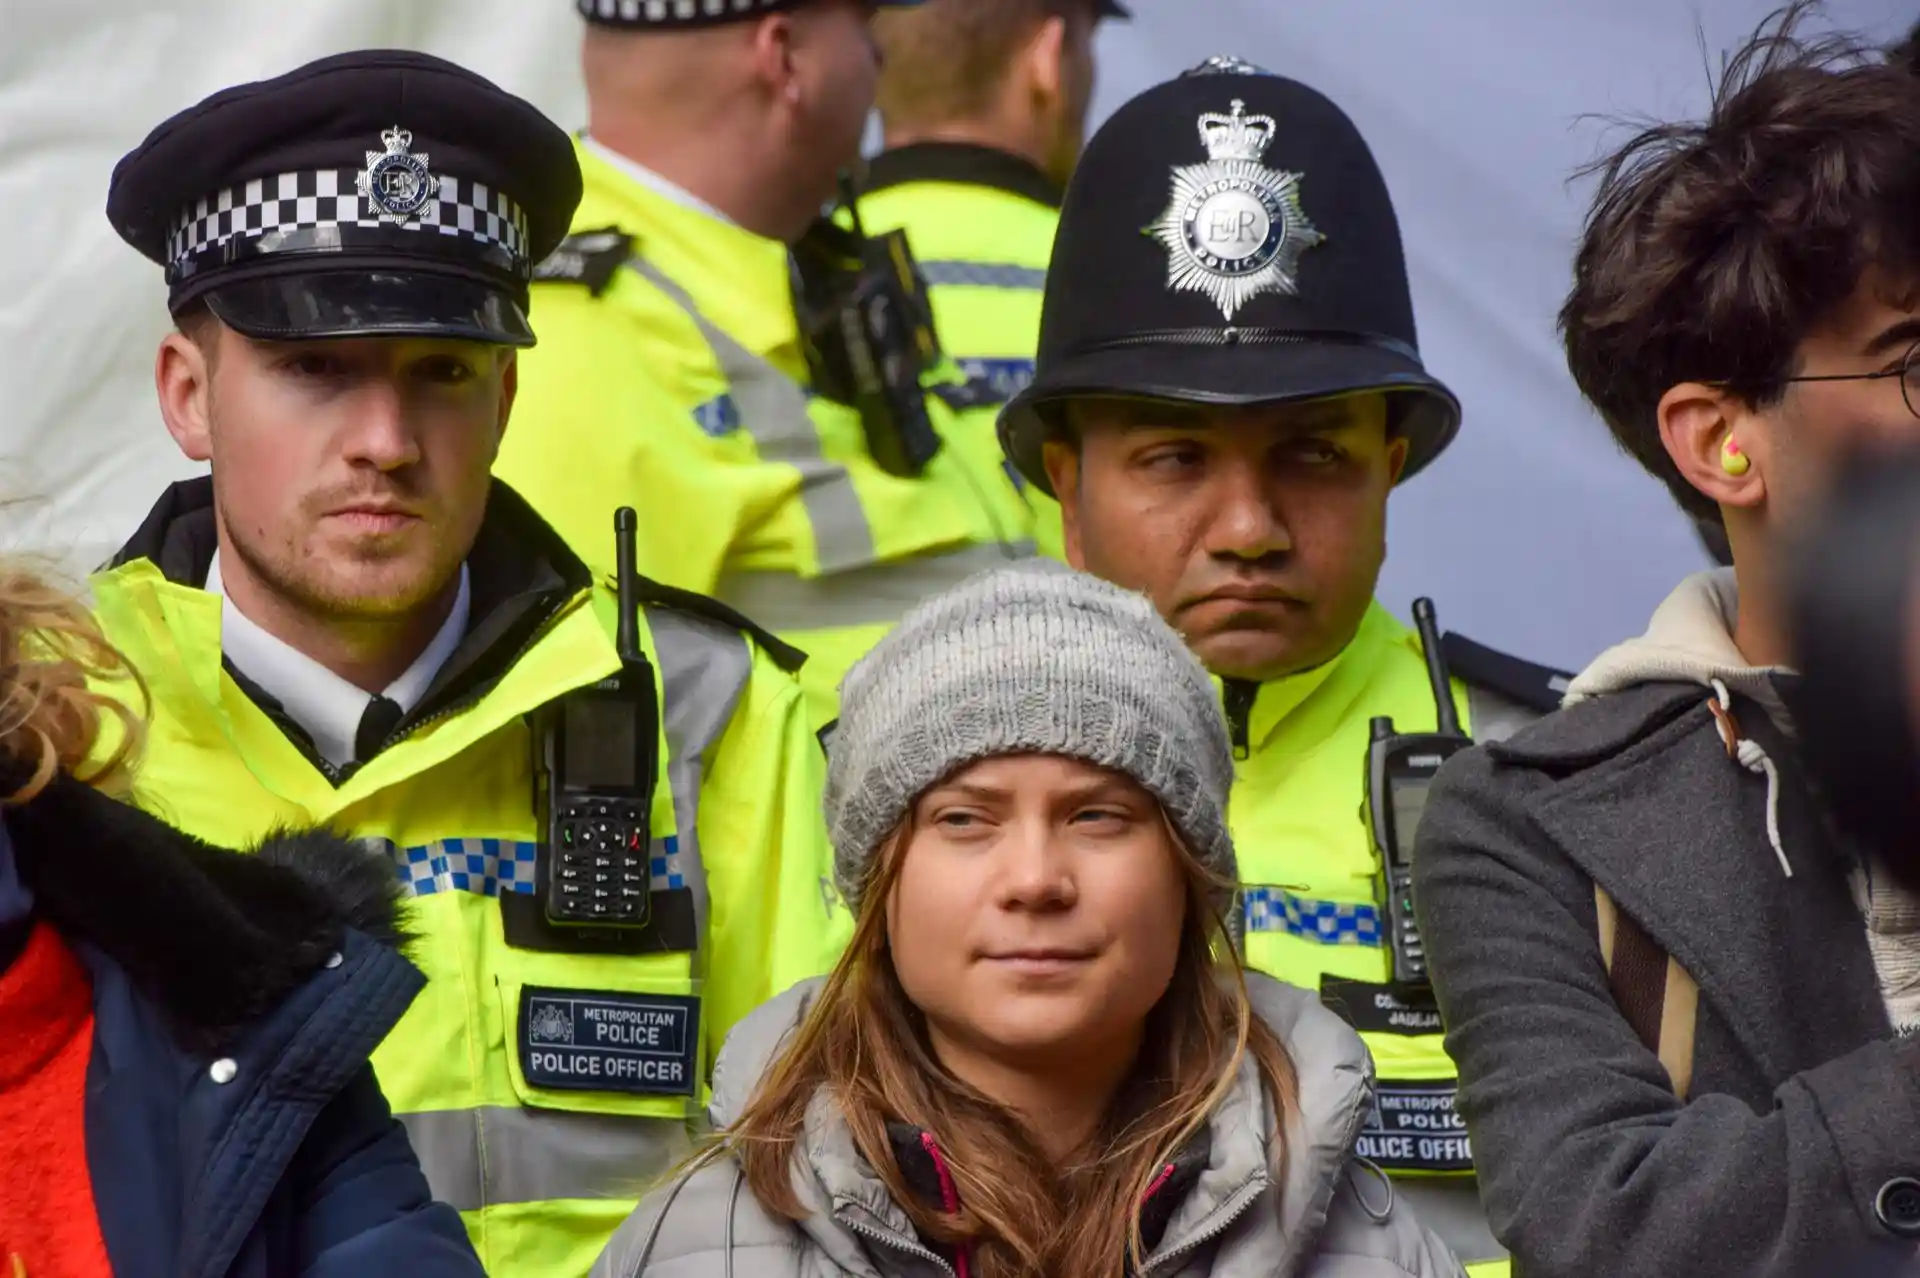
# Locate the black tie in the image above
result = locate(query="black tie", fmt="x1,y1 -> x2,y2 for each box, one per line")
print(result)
354,695 -> 406,764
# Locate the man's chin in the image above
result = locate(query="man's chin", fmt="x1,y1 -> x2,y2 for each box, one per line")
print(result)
1189,629 -> 1333,684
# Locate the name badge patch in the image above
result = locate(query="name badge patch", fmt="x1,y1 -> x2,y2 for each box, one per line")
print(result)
1321,978 -> 1444,1036
1355,1079 -> 1474,1173
518,986 -> 700,1097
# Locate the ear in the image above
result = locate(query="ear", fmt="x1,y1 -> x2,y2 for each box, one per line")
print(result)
156,330 -> 216,463
748,12 -> 804,106
1657,381 -> 1764,511
1385,433 -> 1411,485
1041,438 -> 1087,568
1023,15 -> 1069,108
496,350 -> 518,449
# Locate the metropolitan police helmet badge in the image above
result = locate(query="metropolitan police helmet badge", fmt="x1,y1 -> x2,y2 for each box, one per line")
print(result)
358,126 -> 435,222
1150,99 -> 1323,321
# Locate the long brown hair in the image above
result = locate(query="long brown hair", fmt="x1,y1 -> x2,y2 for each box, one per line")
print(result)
719,806 -> 1296,1278
0,560 -> 144,803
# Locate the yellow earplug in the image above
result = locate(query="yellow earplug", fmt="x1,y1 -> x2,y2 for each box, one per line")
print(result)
1722,438 -> 1751,477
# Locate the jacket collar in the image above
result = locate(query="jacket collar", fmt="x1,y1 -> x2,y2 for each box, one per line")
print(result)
863,142 -> 1064,211
101,475 -> 602,785
708,972 -> 1375,1276
575,135 -> 801,374
1491,682 -> 1890,1079
8,770 -> 414,1054
1220,601 -> 1407,756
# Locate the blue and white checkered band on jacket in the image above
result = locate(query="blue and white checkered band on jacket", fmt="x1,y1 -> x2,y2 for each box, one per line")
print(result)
164,169 -> 531,285
578,0 -> 787,22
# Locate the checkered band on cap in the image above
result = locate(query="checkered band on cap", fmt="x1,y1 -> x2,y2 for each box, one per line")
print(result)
165,168 -> 531,281
577,0 -> 786,24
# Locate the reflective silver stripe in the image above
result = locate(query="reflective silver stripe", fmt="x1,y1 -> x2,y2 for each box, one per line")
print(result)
401,1107 -> 691,1211
716,539 -> 1036,632
645,603 -> 755,985
623,256 -> 877,574
918,259 -> 1048,291
1464,679 -> 1542,745
400,615 -> 752,1215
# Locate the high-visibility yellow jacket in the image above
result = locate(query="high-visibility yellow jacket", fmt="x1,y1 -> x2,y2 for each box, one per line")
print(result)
858,142 -> 1069,560
1225,601 -> 1565,1278
90,478 -> 850,1278
498,139 -> 1035,726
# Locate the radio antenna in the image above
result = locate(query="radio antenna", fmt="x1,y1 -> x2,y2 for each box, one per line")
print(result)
614,507 -> 641,665
1412,597 -> 1462,739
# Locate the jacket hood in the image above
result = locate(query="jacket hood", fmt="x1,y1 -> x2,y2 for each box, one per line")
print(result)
1563,567 -> 1805,881
708,970 -> 1377,1272
1564,568 -> 1790,719
9,770 -> 412,1052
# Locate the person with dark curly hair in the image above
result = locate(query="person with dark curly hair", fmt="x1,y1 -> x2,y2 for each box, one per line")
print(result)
1412,6 -> 1920,1276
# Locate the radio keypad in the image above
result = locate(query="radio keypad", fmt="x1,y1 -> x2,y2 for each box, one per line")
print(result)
550,799 -> 651,924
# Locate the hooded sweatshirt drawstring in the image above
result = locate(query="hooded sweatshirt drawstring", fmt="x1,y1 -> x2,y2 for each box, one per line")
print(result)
1709,679 -> 1791,879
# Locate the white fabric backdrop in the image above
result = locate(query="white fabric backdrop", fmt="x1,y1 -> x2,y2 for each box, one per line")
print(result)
0,0 -> 1908,668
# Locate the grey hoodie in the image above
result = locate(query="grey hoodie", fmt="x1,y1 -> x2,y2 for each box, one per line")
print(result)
592,973 -> 1464,1278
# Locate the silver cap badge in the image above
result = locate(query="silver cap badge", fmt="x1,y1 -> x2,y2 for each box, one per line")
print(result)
1150,99 -> 1322,321
358,127 -> 435,222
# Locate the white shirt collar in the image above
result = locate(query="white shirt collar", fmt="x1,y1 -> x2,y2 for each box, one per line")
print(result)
207,552 -> 472,768
581,135 -> 739,227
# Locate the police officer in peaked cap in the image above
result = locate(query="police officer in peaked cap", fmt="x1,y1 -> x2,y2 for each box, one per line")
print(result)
96,50 -> 841,1275
109,50 -> 582,346
1003,57 -> 1568,1278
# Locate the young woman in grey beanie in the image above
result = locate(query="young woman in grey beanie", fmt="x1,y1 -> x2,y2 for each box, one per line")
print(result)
594,562 -> 1463,1278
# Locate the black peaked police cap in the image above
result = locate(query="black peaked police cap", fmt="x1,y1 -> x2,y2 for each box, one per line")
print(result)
1000,58 -> 1460,496
107,51 -> 583,347
577,0 -> 928,29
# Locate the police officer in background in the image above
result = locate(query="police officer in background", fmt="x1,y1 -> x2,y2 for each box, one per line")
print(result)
860,0 -> 1129,559
500,0 -> 1035,727
998,60 -> 1570,1276
97,51 -> 839,1275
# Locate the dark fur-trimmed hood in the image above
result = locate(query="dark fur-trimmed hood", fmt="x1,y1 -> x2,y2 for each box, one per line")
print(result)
8,771 -> 411,1050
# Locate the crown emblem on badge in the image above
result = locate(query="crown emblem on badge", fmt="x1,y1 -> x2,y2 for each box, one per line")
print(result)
1148,98 -> 1323,321
1198,100 -> 1277,162
358,125 -> 435,223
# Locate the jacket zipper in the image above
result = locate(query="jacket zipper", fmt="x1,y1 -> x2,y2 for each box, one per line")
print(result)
361,592 -> 583,763
1222,679 -> 1258,761
920,1132 -> 972,1278
836,1208 -> 958,1278
1141,1088 -> 1375,1277
1138,1179 -> 1268,1278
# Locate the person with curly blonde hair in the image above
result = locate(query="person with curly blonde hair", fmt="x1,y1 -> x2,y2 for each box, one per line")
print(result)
0,561 -> 480,1276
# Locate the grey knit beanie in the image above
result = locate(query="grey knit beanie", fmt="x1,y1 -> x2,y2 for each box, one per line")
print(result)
824,560 -> 1237,916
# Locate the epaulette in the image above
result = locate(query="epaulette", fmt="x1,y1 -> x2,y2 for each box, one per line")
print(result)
1440,632 -> 1574,715
531,227 -> 635,298
614,572 -> 809,675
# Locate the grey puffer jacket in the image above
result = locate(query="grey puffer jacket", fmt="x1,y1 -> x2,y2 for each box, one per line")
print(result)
593,973 -> 1464,1278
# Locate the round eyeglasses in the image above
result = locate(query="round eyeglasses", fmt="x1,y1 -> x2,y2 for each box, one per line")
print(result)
1781,340 -> 1920,419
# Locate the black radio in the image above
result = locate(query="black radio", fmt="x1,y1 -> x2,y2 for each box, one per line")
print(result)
1364,598 -> 1472,984
790,177 -> 944,477
533,507 -> 660,927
